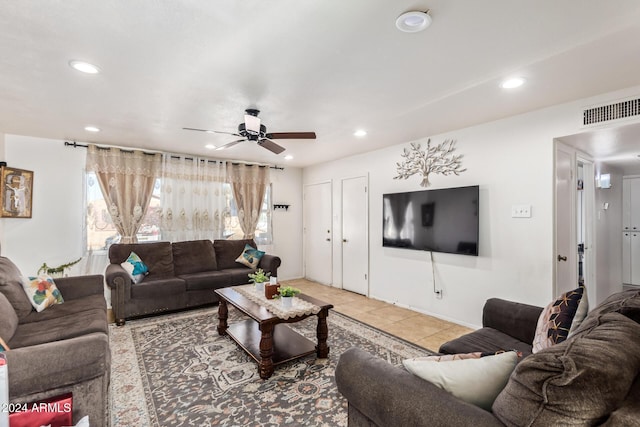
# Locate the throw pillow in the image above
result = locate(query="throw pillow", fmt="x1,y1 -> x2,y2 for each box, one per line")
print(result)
0,336 -> 9,351
403,350 -> 518,410
492,312 -> 640,426
121,251 -> 149,284
532,283 -> 587,353
235,244 -> 265,269
414,351 -> 500,362
21,275 -> 64,312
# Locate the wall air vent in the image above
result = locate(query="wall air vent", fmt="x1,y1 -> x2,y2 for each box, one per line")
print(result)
583,97 -> 640,126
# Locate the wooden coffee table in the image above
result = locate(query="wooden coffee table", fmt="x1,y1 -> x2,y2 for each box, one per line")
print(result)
215,286 -> 334,379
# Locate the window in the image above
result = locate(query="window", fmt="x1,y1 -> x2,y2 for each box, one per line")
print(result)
85,172 -> 162,251
85,173 -> 271,249
222,183 -> 273,244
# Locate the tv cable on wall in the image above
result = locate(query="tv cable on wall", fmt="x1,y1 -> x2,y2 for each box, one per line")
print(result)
430,251 -> 442,298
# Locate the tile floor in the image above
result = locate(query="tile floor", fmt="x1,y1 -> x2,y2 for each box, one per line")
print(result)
283,278 -> 473,352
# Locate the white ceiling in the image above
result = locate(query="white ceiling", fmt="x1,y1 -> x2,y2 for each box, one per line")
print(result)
1,1 -> 640,169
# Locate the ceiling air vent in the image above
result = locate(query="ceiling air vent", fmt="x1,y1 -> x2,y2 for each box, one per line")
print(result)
583,97 -> 640,126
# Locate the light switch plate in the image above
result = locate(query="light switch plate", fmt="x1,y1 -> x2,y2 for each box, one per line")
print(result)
512,204 -> 532,218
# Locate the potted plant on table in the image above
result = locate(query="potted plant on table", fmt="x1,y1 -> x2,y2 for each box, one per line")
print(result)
248,268 -> 270,293
275,286 -> 301,308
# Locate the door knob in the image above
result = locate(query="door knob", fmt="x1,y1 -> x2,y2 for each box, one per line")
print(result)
326,238 -> 331,241
557,255 -> 567,262
343,239 -> 347,243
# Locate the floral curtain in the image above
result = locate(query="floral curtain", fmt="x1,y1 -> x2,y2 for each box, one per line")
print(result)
227,163 -> 270,239
86,145 -> 162,244
160,155 -> 228,241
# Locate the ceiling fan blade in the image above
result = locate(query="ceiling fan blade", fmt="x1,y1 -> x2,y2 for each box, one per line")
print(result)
182,127 -> 212,132
258,138 -> 286,154
182,127 -> 241,137
265,132 -> 316,140
215,139 -> 245,151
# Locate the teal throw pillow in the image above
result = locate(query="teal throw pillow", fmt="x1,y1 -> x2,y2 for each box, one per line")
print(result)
235,244 -> 265,269
121,251 -> 149,284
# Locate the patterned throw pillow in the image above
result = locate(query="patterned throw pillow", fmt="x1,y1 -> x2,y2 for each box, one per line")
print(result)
532,283 -> 588,353
121,251 -> 149,284
235,244 -> 265,269
403,351 -> 519,410
21,275 -> 64,312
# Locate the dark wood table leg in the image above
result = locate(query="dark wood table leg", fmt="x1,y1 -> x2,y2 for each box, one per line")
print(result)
259,322 -> 275,379
316,308 -> 330,358
217,299 -> 228,336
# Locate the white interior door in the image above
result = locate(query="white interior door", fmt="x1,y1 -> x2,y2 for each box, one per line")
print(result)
341,176 -> 369,295
555,142 -> 577,296
304,182 -> 332,285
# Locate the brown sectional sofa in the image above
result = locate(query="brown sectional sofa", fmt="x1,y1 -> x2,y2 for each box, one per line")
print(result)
0,256 -> 110,427
336,289 -> 640,426
105,238 -> 281,325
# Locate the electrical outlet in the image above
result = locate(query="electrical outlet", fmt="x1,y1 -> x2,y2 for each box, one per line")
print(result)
511,204 -> 532,218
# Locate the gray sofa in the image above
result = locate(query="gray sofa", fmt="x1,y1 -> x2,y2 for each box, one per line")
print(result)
105,238 -> 281,325
0,256 -> 110,427
336,289 -> 640,426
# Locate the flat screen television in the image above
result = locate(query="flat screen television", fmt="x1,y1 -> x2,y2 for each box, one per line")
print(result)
383,185 -> 479,256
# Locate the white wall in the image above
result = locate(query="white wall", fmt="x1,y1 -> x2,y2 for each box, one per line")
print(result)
303,84 -> 640,328
4,136 -> 86,275
269,167 -> 303,280
2,135 -> 304,281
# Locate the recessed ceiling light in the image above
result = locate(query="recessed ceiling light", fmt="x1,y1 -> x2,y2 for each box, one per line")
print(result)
396,11 -> 432,33
69,60 -> 101,74
500,77 -> 525,89
84,126 -> 100,132
205,144 -> 216,150
284,155 -> 294,160
354,130 -> 367,137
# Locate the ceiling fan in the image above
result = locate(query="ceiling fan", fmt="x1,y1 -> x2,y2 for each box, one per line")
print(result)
183,108 -> 316,154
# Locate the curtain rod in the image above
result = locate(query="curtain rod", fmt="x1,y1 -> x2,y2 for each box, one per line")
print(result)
64,141 -> 285,170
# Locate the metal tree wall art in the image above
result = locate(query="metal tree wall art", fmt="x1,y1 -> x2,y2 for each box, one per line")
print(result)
394,139 -> 466,187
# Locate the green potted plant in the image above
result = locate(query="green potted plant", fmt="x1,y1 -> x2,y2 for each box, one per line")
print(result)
248,268 -> 270,293
275,286 -> 301,308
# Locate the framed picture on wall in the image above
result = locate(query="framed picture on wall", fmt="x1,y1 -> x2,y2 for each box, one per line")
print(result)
1,166 -> 33,218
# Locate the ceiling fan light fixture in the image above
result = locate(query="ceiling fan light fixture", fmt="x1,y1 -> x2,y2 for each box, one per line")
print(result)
244,114 -> 261,134
69,60 -> 101,74
396,11 -> 432,33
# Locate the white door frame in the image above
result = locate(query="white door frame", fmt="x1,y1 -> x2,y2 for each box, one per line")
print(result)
554,141 -> 577,297
554,140 -> 597,300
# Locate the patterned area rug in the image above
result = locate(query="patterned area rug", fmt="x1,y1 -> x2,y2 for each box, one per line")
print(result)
109,306 -> 434,426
